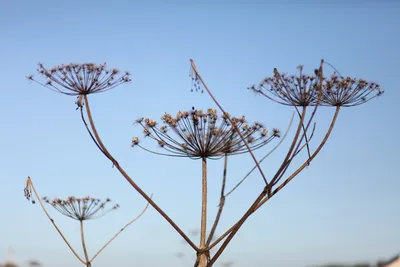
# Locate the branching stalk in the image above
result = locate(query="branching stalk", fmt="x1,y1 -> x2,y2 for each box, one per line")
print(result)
207,154 -> 228,246
257,106 -> 340,208
190,59 -> 269,186
224,112 -> 294,199
90,196 -> 152,262
198,157 -> 208,267
80,221 -> 91,267
26,177 -> 85,264
208,106 -> 340,252
82,95 -> 198,251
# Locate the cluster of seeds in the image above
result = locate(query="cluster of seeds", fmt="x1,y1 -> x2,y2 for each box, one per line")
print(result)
249,67 -> 383,107
42,196 -> 119,221
132,108 -> 280,159
27,63 -> 131,96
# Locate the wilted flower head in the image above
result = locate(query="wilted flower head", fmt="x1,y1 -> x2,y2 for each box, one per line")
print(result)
42,196 -> 119,221
132,108 -> 279,159
319,73 -> 384,107
249,66 -> 321,106
27,62 -> 131,96
249,65 -> 383,107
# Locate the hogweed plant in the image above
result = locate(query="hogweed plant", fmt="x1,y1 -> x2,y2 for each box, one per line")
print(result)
189,59 -> 383,265
175,228 -> 234,267
25,60 -> 384,267
24,177 -> 150,267
132,108 -> 280,265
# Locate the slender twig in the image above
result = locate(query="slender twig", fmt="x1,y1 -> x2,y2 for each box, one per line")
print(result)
190,60 -> 269,186
80,220 -> 91,267
224,112 -> 294,199
269,60 -> 324,187
198,157 -> 209,267
82,95 -> 198,251
208,106 -> 339,252
209,188 -> 268,265
271,121 -> 317,187
291,123 -> 316,158
209,61 -> 328,265
257,106 -> 341,208
295,108 -> 312,160
90,196 -> 152,262
207,154 -> 228,246
26,177 -> 85,264
80,107 -> 108,158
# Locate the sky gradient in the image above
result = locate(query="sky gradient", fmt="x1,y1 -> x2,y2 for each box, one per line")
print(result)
1,1 -> 399,267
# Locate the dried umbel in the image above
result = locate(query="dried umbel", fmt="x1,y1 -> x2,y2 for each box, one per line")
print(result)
319,73 -> 384,107
249,65 -> 383,107
248,66 -> 321,106
26,62 -> 131,97
42,196 -> 119,221
132,108 -> 280,159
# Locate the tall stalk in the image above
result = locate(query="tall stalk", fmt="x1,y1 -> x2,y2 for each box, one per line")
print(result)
82,95 -> 198,251
198,157 -> 208,267
80,221 -> 91,267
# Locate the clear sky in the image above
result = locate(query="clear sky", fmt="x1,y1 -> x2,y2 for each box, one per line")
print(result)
1,1 -> 399,267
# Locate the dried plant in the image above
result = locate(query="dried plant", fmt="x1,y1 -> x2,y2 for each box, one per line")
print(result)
27,62 -> 197,252
188,59 -> 383,266
248,66 -> 383,107
24,177 -> 150,267
175,228 -> 234,267
132,108 -> 279,159
132,108 -> 279,265
42,196 -> 119,221
25,60 -> 383,267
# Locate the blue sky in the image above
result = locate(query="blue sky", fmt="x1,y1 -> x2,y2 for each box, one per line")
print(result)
1,1 -> 399,267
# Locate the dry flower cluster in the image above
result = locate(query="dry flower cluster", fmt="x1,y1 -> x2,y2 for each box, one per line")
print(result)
24,59 -> 383,267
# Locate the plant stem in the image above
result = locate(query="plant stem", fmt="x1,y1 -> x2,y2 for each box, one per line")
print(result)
27,177 -> 85,264
198,157 -> 208,267
82,95 -> 197,251
224,112 -> 294,198
90,197 -> 151,262
206,154 -> 228,246
190,59 -> 268,186
80,221 -> 91,267
208,106 -> 340,261
257,106 -> 341,208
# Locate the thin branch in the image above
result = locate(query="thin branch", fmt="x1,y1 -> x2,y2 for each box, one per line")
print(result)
295,108 -> 312,160
90,196 -> 152,262
26,177 -> 85,264
190,59 -> 269,186
80,107 -> 108,159
256,106 -> 341,209
269,60 -> 325,187
208,106 -> 340,252
198,157 -> 209,267
209,188 -> 268,265
82,95 -> 198,251
209,60 -> 327,265
80,221 -> 91,266
206,154 -> 228,246
224,112 -> 294,199
271,121 -> 317,187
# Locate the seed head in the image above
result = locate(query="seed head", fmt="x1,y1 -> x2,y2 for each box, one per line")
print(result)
250,66 -> 383,107
27,62 -> 131,97
132,108 -> 279,159
42,196 -> 119,221
319,73 -> 384,107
